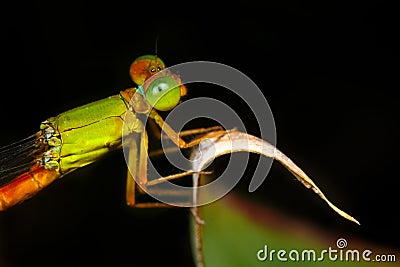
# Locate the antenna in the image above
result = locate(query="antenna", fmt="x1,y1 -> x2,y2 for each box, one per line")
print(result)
154,34 -> 159,64
155,34 -> 159,56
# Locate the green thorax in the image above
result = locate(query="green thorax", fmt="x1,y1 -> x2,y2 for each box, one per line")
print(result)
39,92 -> 145,174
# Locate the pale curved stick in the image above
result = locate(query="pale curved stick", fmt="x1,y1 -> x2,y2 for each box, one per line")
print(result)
190,131 -> 359,267
191,131 -> 360,225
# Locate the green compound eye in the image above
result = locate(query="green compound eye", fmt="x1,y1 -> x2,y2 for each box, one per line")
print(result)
145,75 -> 181,111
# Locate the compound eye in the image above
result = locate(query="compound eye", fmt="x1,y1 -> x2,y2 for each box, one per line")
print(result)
152,82 -> 169,94
145,76 -> 182,111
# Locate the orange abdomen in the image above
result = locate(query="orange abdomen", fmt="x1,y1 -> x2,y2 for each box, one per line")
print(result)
0,165 -> 60,211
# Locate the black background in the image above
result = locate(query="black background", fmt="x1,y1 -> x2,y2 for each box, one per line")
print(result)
0,1 -> 397,266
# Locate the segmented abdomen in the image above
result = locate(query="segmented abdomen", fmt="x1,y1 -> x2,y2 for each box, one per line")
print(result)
0,165 -> 60,211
